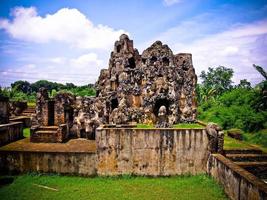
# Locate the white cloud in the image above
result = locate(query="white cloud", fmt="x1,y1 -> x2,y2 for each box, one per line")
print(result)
163,0 -> 182,6
152,19 -> 267,85
0,7 -> 127,49
0,53 -> 103,86
49,57 -> 66,64
70,53 -> 103,68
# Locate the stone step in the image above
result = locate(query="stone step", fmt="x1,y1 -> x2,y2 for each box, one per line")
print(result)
35,130 -> 58,135
224,149 -> 262,154
22,111 -> 35,113
234,161 -> 267,167
25,107 -> 35,110
226,154 -> 267,162
38,126 -> 58,131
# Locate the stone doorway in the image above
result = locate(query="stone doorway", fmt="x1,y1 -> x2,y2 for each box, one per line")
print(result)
64,106 -> 74,136
48,101 -> 55,126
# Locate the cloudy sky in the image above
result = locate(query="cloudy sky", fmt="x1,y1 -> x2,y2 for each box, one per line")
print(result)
0,0 -> 266,86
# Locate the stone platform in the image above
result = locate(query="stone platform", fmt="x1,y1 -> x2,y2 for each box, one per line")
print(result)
0,138 -> 96,176
0,137 -> 96,153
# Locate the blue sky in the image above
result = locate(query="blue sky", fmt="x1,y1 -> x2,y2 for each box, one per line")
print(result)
0,0 -> 267,86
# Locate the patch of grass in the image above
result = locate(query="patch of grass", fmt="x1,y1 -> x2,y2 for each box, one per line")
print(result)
224,135 -> 256,150
0,174 -> 228,200
23,128 -> 30,137
244,129 -> 267,147
136,124 -> 154,128
27,102 -> 36,107
243,129 -> 267,153
172,123 -> 204,129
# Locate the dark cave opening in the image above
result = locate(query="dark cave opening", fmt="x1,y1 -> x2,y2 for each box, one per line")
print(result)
153,98 -> 170,116
117,45 -> 121,53
150,56 -> 157,64
162,57 -> 169,66
127,57 -> 136,69
111,98 -> 119,111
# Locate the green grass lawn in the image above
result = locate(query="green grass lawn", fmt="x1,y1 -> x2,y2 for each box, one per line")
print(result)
172,123 -> 204,128
223,135 -> 256,150
136,124 -> 154,128
224,130 -> 267,153
0,174 -> 227,200
23,128 -> 30,137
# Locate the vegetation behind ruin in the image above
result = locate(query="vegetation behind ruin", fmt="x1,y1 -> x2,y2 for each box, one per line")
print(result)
0,80 -> 96,103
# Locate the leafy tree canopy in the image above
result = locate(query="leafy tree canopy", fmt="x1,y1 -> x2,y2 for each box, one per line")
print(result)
200,66 -> 234,95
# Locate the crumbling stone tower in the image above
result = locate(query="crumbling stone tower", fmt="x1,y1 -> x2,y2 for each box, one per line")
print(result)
95,34 -> 197,125
32,34 -> 198,142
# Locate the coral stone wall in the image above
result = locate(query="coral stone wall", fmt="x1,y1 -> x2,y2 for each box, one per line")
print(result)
0,151 -> 96,176
208,154 -> 267,200
96,128 -> 209,176
0,122 -> 23,146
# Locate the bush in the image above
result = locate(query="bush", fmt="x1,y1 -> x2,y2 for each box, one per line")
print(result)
198,88 -> 267,132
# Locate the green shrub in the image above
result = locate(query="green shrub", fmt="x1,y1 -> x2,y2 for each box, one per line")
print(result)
198,88 -> 267,132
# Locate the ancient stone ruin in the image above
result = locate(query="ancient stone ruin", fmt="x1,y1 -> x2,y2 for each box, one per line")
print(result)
95,34 -> 197,125
31,34 -> 197,142
0,94 -> 23,146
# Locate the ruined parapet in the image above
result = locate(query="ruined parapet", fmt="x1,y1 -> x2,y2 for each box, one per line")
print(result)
54,92 -> 75,126
0,94 -> 9,124
72,96 -> 103,139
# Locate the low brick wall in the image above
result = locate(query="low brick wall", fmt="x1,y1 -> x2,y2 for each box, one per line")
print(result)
96,128 -> 209,176
0,122 -> 23,146
0,151 -> 96,176
207,154 -> 267,200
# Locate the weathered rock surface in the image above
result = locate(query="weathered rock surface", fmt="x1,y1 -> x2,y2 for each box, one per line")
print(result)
94,34 -> 197,126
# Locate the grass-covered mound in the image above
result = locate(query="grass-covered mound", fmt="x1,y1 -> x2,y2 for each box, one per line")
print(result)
0,174 -> 227,200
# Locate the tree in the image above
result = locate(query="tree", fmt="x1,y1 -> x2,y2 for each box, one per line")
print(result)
253,64 -> 267,111
31,80 -> 63,92
237,79 -> 251,89
11,80 -> 32,94
200,66 -> 234,95
66,83 -> 76,89
253,64 -> 267,80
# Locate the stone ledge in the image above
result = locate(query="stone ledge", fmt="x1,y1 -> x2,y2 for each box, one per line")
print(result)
0,122 -> 23,129
211,154 -> 267,193
97,127 -> 206,131
0,138 -> 96,153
